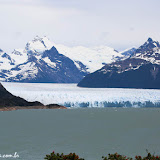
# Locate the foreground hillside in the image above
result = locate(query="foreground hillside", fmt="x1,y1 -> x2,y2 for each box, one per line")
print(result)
0,83 -> 66,111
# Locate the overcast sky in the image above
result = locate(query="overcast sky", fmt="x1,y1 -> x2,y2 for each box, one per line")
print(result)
1,0 -> 160,52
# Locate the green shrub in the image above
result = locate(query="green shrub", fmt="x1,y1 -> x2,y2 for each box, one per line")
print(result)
102,152 -> 160,160
102,152 -> 132,160
45,151 -> 160,160
135,152 -> 160,160
44,151 -> 84,160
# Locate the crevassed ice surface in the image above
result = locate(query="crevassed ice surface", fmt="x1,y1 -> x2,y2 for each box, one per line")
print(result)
2,82 -> 160,108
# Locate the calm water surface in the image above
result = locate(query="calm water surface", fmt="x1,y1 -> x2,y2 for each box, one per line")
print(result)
0,108 -> 160,160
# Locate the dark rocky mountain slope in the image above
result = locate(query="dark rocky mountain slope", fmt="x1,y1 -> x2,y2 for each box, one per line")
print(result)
0,83 -> 66,110
7,46 -> 85,83
78,38 -> 160,89
0,83 -> 42,107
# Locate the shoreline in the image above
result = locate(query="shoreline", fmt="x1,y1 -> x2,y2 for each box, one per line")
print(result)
0,105 -> 67,111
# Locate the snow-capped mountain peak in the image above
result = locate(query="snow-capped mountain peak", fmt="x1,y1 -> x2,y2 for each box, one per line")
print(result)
9,36 -> 54,65
133,38 -> 160,64
143,37 -> 160,48
10,36 -> 53,57
25,36 -> 54,55
147,37 -> 153,42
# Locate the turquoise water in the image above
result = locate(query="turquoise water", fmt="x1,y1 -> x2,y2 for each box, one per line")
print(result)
0,108 -> 160,160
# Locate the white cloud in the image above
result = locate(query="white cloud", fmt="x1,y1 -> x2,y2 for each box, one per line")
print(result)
0,2 -> 83,52
0,0 -> 160,52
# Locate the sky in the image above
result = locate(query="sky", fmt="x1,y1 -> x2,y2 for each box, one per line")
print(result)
1,0 -> 160,52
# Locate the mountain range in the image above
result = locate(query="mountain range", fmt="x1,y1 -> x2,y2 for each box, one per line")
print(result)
78,38 -> 160,89
0,36 -> 133,83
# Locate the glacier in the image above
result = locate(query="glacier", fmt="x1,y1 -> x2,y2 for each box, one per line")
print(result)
55,44 -> 122,73
2,82 -> 160,108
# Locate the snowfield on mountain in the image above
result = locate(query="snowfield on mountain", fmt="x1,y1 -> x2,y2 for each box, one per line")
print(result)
0,36 -> 131,83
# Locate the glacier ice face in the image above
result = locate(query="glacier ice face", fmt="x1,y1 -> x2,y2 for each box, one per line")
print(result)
2,83 -> 160,108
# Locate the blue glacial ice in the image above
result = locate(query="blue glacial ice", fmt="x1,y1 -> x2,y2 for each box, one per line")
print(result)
2,83 -> 160,108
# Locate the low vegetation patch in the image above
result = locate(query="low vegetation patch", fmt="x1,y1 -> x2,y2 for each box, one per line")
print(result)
44,151 -> 84,160
45,151 -> 160,160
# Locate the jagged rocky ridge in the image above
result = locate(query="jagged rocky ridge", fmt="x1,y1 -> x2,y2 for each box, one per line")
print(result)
78,38 -> 160,89
0,36 -> 132,83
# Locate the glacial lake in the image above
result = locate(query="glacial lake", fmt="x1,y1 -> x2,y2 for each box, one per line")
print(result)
0,108 -> 160,160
